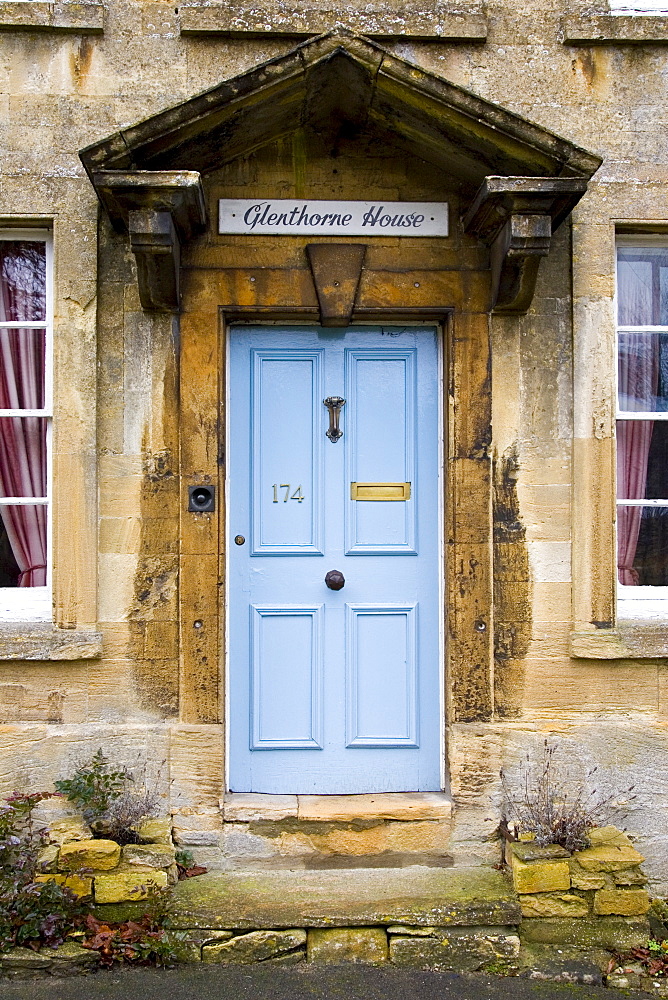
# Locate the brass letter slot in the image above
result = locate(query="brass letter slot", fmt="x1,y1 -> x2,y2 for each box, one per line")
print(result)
350,482 -> 411,501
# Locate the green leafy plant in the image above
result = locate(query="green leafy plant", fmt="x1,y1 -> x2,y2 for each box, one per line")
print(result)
0,792 -> 89,952
54,749 -> 129,826
55,751 -> 163,844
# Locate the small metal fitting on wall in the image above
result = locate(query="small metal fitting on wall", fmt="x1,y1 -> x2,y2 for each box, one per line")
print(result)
188,485 -> 215,512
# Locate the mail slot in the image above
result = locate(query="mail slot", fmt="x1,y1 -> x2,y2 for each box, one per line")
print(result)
350,482 -> 411,501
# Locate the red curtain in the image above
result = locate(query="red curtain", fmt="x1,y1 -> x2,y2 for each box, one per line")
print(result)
0,243 -> 47,587
617,333 -> 659,585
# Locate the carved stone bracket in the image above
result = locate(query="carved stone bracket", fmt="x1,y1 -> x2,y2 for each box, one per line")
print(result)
91,170 -> 207,312
306,243 -> 367,327
463,176 -> 589,314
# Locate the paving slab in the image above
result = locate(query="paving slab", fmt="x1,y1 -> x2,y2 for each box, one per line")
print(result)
168,864 -> 520,929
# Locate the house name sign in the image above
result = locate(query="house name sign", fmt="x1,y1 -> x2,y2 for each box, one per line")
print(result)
218,199 -> 449,237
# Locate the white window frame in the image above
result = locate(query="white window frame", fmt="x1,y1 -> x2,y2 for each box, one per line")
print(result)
0,229 -> 52,621
609,0 -> 668,14
616,235 -> 668,618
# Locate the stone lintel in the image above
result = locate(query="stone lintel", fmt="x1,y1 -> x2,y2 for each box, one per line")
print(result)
0,623 -> 102,661
463,176 -> 589,314
179,4 -> 488,41
0,0 -> 104,33
92,170 -> 207,312
561,14 -> 668,45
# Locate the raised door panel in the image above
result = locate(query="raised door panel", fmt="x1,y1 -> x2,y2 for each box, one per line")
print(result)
250,604 -> 323,749
345,603 -> 418,747
345,348 -> 417,554
251,349 -> 323,555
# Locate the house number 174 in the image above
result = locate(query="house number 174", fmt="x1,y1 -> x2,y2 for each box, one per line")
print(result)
272,484 -> 305,503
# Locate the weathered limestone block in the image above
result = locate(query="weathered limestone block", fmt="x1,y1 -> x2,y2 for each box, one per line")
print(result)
520,893 -> 589,918
593,889 -> 650,916
48,940 -> 99,972
386,925 -> 437,936
390,929 -> 520,972
511,854 -> 571,894
202,929 -> 306,964
122,843 -> 176,868
265,950 -> 305,965
307,928 -> 388,965
36,843 -> 60,872
510,842 -> 571,863
172,812 -> 222,847
614,869 -> 647,886
59,839 -> 121,872
573,828 -> 644,873
35,873 -> 93,898
137,818 -> 173,845
223,793 -> 298,822
520,917 -> 649,950
0,947 -> 52,970
46,818 -> 91,846
568,863 -> 606,890
93,865 -> 169,903
164,929 -> 233,963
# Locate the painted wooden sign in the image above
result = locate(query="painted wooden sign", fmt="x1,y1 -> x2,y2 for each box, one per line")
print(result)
218,200 -> 449,237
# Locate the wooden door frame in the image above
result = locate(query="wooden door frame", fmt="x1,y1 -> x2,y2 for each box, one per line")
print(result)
178,268 -> 494,793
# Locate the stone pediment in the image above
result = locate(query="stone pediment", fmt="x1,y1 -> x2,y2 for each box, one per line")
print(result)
80,29 -> 601,314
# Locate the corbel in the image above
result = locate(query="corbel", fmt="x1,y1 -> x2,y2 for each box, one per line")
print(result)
91,170 -> 207,312
463,176 -> 589,314
306,243 -> 367,327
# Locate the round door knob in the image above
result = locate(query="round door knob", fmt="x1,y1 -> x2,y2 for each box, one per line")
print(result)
325,570 -> 345,590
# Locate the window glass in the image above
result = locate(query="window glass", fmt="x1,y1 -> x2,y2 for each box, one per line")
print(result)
617,244 -> 668,590
0,241 -> 46,323
0,237 -> 50,602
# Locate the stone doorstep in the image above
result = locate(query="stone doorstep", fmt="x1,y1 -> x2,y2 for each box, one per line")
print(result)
222,792 -> 453,824
168,864 -> 520,930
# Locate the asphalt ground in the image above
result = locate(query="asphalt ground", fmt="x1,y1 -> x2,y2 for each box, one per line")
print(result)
0,965 -> 650,1000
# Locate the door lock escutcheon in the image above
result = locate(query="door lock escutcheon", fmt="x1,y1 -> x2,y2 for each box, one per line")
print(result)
323,396 -> 345,443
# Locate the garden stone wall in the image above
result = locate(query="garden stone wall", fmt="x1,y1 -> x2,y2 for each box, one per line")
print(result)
36,818 -> 176,906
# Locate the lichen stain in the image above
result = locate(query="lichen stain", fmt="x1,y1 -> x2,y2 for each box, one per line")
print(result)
572,50 -> 596,88
129,344 -> 180,720
493,445 -> 530,718
70,38 -> 93,89
47,691 -> 65,723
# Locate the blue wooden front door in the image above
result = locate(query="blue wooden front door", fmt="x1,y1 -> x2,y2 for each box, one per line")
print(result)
229,326 -> 440,793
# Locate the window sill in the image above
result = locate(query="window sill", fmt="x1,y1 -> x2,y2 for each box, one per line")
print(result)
561,14 -> 668,44
179,3 -> 488,41
0,1 -> 104,34
570,622 -> 668,659
0,624 -> 102,661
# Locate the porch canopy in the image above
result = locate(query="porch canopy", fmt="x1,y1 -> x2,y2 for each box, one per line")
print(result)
79,28 -> 601,314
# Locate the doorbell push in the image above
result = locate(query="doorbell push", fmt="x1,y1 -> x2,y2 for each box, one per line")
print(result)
188,485 -> 215,513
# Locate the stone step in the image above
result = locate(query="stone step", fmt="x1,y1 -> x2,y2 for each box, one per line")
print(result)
168,864 -> 520,930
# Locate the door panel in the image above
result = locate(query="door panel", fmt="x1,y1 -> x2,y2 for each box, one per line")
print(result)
251,350 -> 323,555
345,603 -> 418,747
229,326 -> 441,793
345,349 -> 416,553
